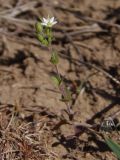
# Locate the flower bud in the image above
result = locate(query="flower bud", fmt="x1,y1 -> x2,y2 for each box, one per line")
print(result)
37,34 -> 44,42
35,22 -> 43,33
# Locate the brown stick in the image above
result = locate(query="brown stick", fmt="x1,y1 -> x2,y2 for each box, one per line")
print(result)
55,6 -> 120,30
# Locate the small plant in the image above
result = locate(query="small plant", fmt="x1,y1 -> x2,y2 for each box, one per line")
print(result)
105,138 -> 120,159
35,16 -> 74,119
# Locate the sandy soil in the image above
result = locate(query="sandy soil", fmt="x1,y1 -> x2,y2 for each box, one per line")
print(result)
0,0 -> 120,159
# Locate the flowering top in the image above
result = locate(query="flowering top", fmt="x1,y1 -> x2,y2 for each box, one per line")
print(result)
41,17 -> 57,27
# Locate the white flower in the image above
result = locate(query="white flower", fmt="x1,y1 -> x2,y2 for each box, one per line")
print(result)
41,16 -> 57,27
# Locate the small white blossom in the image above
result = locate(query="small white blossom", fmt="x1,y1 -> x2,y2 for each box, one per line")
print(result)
41,16 -> 57,27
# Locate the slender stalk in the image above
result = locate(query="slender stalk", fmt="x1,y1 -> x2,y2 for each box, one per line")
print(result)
49,45 -> 73,119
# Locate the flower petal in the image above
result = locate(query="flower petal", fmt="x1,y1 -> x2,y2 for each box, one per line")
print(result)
50,17 -> 54,23
43,18 -> 48,23
41,22 -> 47,26
52,21 -> 57,25
41,16 -> 57,27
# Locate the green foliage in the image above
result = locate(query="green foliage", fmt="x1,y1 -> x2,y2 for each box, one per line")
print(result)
37,34 -> 44,42
50,51 -> 59,65
42,39 -> 49,46
35,22 -> 43,33
76,80 -> 85,94
36,34 -> 49,46
46,27 -> 52,37
35,21 -> 53,46
51,75 -> 62,86
105,138 -> 120,159
61,88 -> 72,102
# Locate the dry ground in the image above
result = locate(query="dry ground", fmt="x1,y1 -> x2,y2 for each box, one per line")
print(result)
0,0 -> 120,159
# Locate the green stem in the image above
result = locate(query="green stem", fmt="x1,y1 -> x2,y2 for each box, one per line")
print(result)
49,45 -> 73,119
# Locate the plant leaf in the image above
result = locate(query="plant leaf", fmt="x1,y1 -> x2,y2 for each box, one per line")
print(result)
51,75 -> 62,86
50,51 -> 59,65
105,138 -> 120,159
37,34 -> 44,42
61,88 -> 72,102
35,22 -> 43,33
